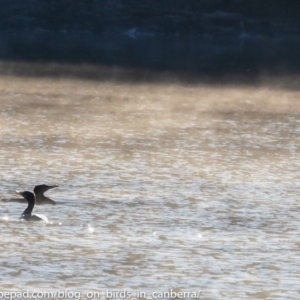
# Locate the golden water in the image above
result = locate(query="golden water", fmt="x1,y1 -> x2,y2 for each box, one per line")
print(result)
0,69 -> 300,299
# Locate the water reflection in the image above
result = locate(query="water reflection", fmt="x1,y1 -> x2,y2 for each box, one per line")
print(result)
0,75 -> 300,299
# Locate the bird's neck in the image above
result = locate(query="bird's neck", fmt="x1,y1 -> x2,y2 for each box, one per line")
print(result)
36,193 -> 55,204
22,201 -> 34,215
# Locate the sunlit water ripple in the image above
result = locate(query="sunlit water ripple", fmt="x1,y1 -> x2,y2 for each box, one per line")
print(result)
0,77 -> 300,299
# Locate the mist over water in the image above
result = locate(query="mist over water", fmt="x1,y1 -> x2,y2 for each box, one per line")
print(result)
0,66 -> 300,299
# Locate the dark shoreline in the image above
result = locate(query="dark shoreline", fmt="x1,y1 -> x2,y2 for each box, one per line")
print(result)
1,30 -> 300,79
1,59 -> 300,91
1,1 -> 300,80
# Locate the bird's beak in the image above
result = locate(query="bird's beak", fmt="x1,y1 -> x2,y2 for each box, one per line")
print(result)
47,184 -> 58,190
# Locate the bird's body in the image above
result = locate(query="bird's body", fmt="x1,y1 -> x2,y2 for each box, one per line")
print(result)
21,213 -> 48,222
18,191 -> 48,222
1,184 -> 58,205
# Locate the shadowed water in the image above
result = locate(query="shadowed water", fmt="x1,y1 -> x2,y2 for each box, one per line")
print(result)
0,72 -> 300,299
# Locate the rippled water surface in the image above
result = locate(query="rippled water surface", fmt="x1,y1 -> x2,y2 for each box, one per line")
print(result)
1,72 -> 300,299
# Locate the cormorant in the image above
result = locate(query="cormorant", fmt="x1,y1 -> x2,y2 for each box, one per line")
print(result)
1,184 -> 58,205
18,191 -> 48,222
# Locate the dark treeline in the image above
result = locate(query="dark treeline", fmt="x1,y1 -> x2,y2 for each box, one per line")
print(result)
0,0 -> 300,78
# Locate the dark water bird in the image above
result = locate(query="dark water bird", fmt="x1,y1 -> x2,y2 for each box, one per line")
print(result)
18,191 -> 48,222
1,184 -> 58,205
